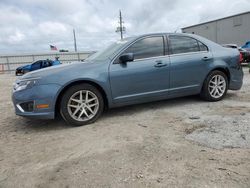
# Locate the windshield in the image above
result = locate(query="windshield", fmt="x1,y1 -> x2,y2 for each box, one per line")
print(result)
85,37 -> 135,62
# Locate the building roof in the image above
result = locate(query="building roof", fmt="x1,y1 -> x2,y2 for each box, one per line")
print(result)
182,11 -> 250,30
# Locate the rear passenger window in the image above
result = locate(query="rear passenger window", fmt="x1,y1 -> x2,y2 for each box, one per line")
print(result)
123,36 -> 164,60
169,36 -> 207,54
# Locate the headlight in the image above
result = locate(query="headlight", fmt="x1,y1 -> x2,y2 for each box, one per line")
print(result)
13,78 -> 40,92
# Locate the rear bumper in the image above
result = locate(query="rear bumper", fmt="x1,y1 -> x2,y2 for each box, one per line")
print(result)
229,79 -> 243,90
228,67 -> 243,90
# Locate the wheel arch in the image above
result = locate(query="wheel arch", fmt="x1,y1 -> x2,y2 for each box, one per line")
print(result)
213,67 -> 230,81
206,66 -> 230,83
201,66 -> 230,92
54,80 -> 109,117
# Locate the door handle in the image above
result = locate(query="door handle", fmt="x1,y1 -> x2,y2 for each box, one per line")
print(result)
154,61 -> 167,68
202,56 -> 211,61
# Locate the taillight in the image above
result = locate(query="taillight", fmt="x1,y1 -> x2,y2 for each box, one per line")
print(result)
239,52 -> 243,64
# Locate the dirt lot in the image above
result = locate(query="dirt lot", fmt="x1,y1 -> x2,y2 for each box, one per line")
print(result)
0,68 -> 250,188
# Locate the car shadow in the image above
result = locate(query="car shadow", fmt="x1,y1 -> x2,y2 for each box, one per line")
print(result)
102,95 -> 204,119
224,91 -> 241,99
12,117 -> 70,132
15,93 -> 237,132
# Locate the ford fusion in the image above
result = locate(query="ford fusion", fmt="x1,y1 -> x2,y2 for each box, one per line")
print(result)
12,33 -> 243,126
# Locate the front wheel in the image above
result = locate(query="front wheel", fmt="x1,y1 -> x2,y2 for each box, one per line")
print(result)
60,84 -> 104,126
200,70 -> 228,101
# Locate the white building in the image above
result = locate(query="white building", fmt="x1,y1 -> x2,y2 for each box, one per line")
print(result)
182,11 -> 250,47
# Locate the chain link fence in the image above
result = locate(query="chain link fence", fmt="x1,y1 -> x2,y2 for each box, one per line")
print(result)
0,51 -> 95,73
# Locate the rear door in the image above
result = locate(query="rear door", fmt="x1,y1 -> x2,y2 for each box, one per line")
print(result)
168,35 -> 212,95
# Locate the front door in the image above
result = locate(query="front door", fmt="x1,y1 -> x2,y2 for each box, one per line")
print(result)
109,36 -> 170,104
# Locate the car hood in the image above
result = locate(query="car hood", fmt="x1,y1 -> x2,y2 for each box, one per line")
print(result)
21,61 -> 105,80
17,64 -> 31,70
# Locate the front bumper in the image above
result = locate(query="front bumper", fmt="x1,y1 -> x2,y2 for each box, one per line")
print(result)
16,69 -> 23,75
12,84 -> 61,119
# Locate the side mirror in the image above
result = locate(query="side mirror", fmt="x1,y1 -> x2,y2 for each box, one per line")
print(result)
119,53 -> 134,63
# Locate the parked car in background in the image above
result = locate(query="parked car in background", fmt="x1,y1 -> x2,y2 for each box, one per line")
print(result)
12,33 -> 243,126
239,48 -> 250,63
242,41 -> 250,50
15,58 -> 61,76
222,44 -> 238,49
223,44 -> 250,64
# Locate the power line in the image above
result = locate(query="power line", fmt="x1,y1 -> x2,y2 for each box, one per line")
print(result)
116,10 -> 126,40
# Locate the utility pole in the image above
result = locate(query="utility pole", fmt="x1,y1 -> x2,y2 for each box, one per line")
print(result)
73,29 -> 77,52
116,10 -> 126,40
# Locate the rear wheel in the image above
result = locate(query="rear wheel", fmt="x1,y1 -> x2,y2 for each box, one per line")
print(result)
200,70 -> 228,101
60,84 -> 104,126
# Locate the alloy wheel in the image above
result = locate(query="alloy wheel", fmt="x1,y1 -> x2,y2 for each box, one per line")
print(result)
208,75 -> 226,99
67,90 -> 99,121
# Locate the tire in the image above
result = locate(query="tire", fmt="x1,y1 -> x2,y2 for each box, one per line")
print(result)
60,84 -> 104,126
200,70 -> 228,102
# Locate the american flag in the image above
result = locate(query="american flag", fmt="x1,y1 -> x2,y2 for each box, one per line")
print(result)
50,45 -> 58,51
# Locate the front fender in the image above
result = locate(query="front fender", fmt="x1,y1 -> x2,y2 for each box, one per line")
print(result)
52,77 -> 113,113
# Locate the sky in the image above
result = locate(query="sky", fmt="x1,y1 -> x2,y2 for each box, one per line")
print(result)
0,0 -> 250,54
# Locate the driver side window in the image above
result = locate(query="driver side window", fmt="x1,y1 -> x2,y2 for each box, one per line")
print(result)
122,36 -> 164,60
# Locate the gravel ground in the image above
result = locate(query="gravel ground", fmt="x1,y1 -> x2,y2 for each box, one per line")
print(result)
0,68 -> 250,188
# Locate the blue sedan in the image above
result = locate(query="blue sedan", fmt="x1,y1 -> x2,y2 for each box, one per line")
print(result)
12,33 -> 243,126
242,41 -> 250,49
15,59 -> 61,76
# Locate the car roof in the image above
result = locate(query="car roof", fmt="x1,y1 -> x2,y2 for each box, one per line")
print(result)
130,32 -> 195,38
123,32 -> 223,50
124,32 -> 214,42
